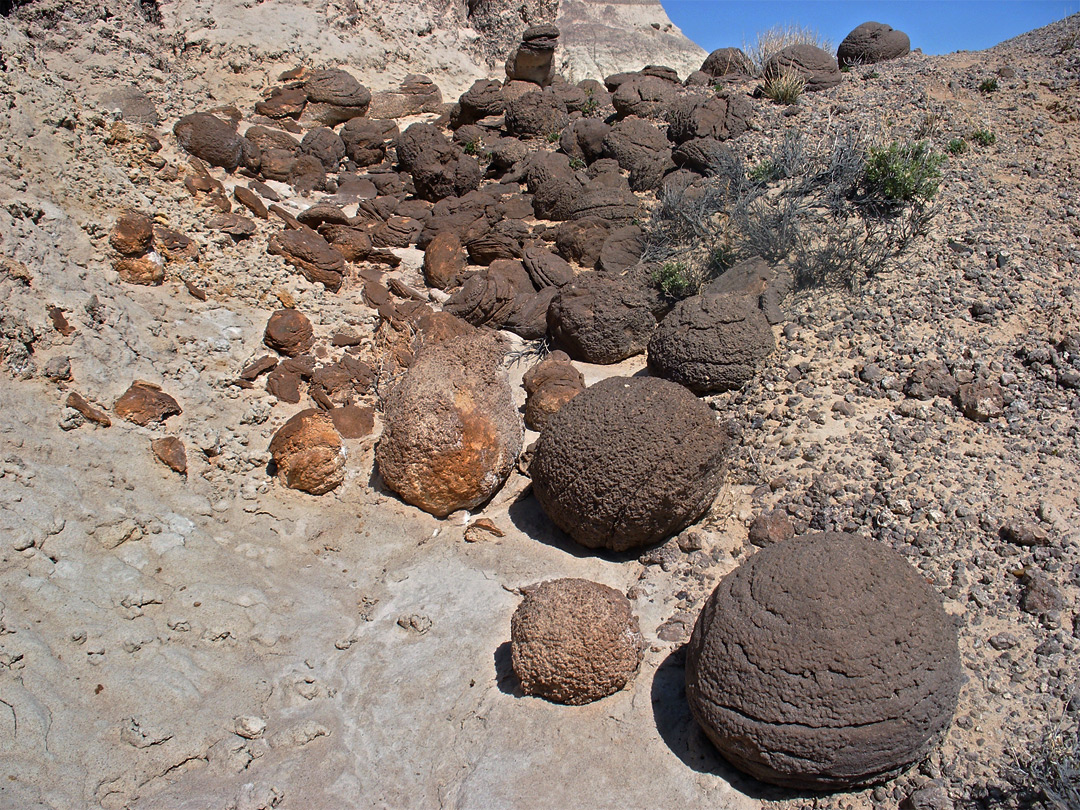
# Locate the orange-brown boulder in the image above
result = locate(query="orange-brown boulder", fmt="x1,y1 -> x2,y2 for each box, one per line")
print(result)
109,212 -> 155,256
376,333 -> 521,517
114,255 -> 165,285
268,409 -> 346,495
423,231 -> 466,290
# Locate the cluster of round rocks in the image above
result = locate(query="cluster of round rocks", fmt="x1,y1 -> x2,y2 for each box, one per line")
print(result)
126,15 -> 956,793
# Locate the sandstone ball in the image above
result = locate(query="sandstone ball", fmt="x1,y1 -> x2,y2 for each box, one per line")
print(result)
511,578 -> 643,705
268,409 -> 346,495
530,376 -> 730,551
685,532 -> 962,790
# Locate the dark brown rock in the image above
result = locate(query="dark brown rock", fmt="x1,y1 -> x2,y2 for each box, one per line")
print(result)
263,309 -> 315,357
367,74 -> 442,118
548,274 -> 656,364
748,509 -> 795,546
268,409 -> 346,495
611,76 -> 678,119
242,125 -> 300,154
521,243 -> 574,288
340,118 -> 399,167
559,118 -> 611,164
905,360 -> 958,400
423,231 -> 466,290
522,350 -> 585,431
444,259 -> 536,331
376,333 -> 522,517
207,213 -> 256,239
666,92 -> 752,144
153,225 -> 199,263
453,79 -> 507,128
686,532 -> 962,790
397,123 -> 482,202
151,437 -> 187,475
66,392 -> 111,427
109,211 -> 154,256
958,378 -> 1004,421
234,186 -> 269,219
173,113 -> 259,172
837,22 -> 911,67
300,127 -> 346,171
554,218 -> 609,269
700,47 -> 753,78
267,230 -> 345,291
114,381 -> 181,425
530,375 -> 730,551
647,292 -> 776,393
598,225 -> 644,275
511,578 -> 643,705
602,117 -> 674,192
329,404 -> 375,439
504,90 -> 569,138
764,44 -> 843,92
703,256 -> 792,324
254,86 -> 307,119
302,69 -> 371,126
524,151 -> 581,221
505,23 -> 559,86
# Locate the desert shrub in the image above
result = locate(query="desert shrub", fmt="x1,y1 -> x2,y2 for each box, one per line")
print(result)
743,23 -> 832,75
863,141 -> 943,206
546,131 -> 562,144
650,261 -> 697,299
979,77 -> 999,93
581,94 -> 600,117
946,137 -> 968,155
761,68 -> 805,104
568,156 -> 586,170
463,139 -> 481,156
972,128 -> 997,146
641,127 -> 943,292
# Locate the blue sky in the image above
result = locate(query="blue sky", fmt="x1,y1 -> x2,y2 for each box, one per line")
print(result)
662,1 -> 1079,55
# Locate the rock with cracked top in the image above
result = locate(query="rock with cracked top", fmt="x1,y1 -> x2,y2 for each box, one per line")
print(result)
685,531 -> 961,790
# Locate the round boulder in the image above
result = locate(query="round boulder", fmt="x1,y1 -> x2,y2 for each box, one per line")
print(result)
522,350 -> 585,431
602,117 -> 675,192
504,90 -> 569,138
685,532 -> 962,790
511,578 -> 643,705
647,292 -> 775,393
264,309 -> 315,357
376,333 -> 522,517
548,274 -> 656,364
173,113 -> 259,172
268,409 -> 346,495
763,44 -> 843,92
700,47 -> 753,78
837,22 -> 911,67
530,376 -> 730,551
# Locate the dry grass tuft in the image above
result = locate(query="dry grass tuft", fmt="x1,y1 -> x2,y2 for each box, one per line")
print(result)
761,68 -> 806,104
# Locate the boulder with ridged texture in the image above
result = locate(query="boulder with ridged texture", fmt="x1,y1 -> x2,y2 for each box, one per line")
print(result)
837,22 -> 911,67
530,375 -> 730,550
376,333 -> 522,517
685,531 -> 962,790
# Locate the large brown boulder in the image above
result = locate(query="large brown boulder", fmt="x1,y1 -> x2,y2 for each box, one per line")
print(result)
397,123 -> 481,202
300,127 -> 346,172
763,45 -> 843,92
367,74 -> 442,118
376,334 -> 522,517
423,231 -> 466,290
559,118 -> 611,164
666,92 -> 752,144
302,68 -> 371,126
340,118 -> 398,167
685,532 -> 962,790
267,230 -> 345,291
524,151 -> 581,221
530,376 -> 729,551
453,79 -> 507,128
520,243 -> 575,289
602,117 -> 674,192
511,578 -> 643,705
242,125 -> 300,155
174,113 -> 259,172
554,218 -> 609,269
611,76 -> 678,119
505,23 -> 559,87
700,47 -> 753,78
504,90 -> 569,138
268,409 -> 346,495
254,86 -> 307,119
548,274 -> 656,364
647,292 -> 775,393
837,22 -> 911,67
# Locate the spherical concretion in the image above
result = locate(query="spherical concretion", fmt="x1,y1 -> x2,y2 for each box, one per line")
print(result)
647,292 -> 775,393
511,578 -> 643,705
530,376 -> 730,551
685,532 -> 962,790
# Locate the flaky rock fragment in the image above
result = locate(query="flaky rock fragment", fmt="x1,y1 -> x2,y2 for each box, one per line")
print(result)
376,333 -> 522,518
530,376 -> 729,551
685,532 -> 962,790
151,437 -> 187,475
268,409 -> 346,495
511,578 -> 643,705
114,381 -> 181,425
267,230 -> 345,291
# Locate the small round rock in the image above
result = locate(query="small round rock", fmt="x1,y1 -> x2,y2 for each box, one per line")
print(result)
685,532 -> 962,790
511,578 -> 643,705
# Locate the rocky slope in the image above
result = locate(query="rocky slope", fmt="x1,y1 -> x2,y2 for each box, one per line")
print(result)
0,3 -> 1078,810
